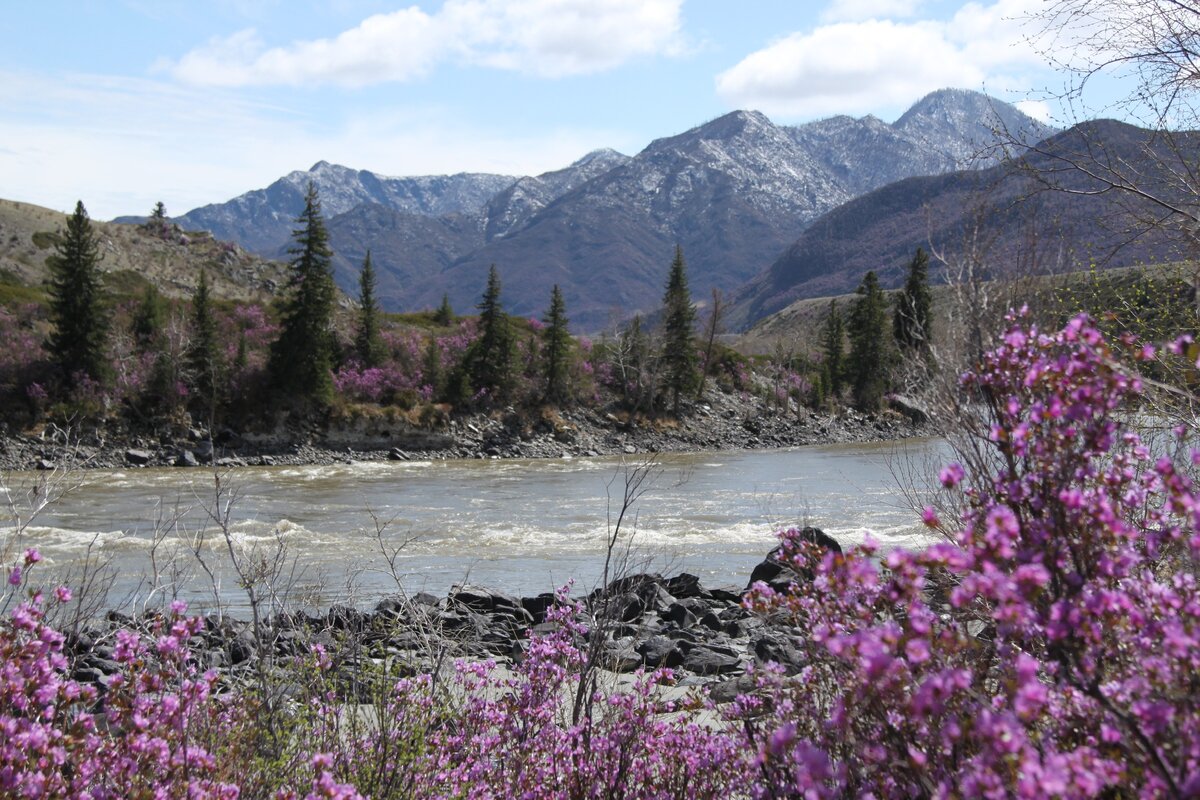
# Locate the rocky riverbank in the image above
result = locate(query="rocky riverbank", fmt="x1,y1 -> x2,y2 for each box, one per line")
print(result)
0,387 -> 932,472
62,531 -> 838,702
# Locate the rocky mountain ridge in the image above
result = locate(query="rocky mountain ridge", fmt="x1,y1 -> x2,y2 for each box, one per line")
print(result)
152,89 -> 1054,330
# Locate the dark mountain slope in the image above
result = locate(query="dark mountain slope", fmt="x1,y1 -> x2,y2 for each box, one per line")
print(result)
728,119 -> 1195,329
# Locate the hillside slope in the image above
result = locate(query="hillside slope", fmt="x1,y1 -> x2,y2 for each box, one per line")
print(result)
726,120 -> 1196,329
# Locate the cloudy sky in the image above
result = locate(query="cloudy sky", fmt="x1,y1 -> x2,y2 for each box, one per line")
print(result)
2,0 -> 1081,219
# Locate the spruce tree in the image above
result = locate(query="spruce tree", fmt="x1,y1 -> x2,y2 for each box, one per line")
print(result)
660,245 -> 697,415
186,270 -> 222,419
354,250 -> 385,368
893,247 -> 933,352
131,284 -> 166,353
465,265 -> 513,404
422,338 -> 444,400
145,201 -> 168,237
434,294 -> 455,327
48,201 -> 109,386
541,284 -> 572,403
269,182 -> 337,409
820,299 -> 845,400
847,270 -> 892,411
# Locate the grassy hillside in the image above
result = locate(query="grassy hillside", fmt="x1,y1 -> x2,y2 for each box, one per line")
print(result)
737,260 -> 1199,357
0,198 -> 292,305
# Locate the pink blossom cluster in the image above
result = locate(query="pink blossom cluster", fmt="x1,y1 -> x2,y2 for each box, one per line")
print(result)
743,313 -> 1200,797
3,313 -> 1198,796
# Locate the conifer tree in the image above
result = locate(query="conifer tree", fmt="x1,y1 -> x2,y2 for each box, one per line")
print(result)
893,247 -> 933,352
48,201 -> 109,386
147,201 -> 170,237
269,182 -> 337,409
186,270 -> 222,418
465,265 -> 513,404
131,284 -> 166,353
847,270 -> 892,411
541,284 -> 572,403
354,250 -> 385,368
422,338 -> 444,400
660,245 -> 697,415
820,299 -> 846,400
434,294 -> 454,327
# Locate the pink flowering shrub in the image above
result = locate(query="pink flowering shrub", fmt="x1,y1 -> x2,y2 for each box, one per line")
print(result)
743,313 -> 1200,797
324,590 -> 747,799
1,564 -> 244,798
3,313 -> 1198,797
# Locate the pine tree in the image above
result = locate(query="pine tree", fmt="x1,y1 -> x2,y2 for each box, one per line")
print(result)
465,265 -> 513,404
847,270 -> 892,411
660,245 -> 697,415
434,294 -> 455,327
541,284 -> 572,403
186,270 -> 222,419
269,182 -> 337,409
893,247 -> 933,352
354,250 -> 385,368
48,201 -> 109,386
820,299 -> 846,400
148,201 -> 169,237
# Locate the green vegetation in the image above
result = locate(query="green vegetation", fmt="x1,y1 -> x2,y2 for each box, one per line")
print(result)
186,270 -> 222,421
541,284 -> 572,403
0,270 -> 45,306
30,231 -> 61,250
846,270 -> 892,411
8,178 -> 1198,440
269,182 -> 337,410
892,247 -> 932,352
354,250 -> 386,368
434,293 -> 455,326
46,201 -> 109,386
131,284 -> 166,352
661,245 -> 697,415
820,299 -> 845,402
464,265 -> 515,404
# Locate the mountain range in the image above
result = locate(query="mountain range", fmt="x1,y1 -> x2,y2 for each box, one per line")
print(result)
146,89 -> 1054,331
725,119 -> 1197,328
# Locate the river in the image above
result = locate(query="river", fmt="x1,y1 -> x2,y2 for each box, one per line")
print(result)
1,438 -> 949,614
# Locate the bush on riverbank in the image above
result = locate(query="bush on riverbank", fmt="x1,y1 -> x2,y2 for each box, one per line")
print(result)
2,313 -> 1198,797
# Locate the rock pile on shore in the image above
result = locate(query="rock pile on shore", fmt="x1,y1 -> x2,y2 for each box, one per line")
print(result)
1,388 -> 929,472
62,532 -> 842,703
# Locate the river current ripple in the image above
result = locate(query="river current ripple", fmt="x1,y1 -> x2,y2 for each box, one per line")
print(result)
2,439 -> 949,613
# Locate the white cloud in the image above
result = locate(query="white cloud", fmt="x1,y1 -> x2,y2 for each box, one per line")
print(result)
717,0 -> 1047,119
170,0 -> 684,87
820,0 -> 924,23
1014,99 -> 1051,122
0,72 -> 628,219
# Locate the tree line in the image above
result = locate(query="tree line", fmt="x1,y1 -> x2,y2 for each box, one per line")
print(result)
34,187 -> 762,431
35,186 -> 941,432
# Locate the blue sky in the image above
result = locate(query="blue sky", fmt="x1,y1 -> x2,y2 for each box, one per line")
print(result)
2,0 -> 1084,219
